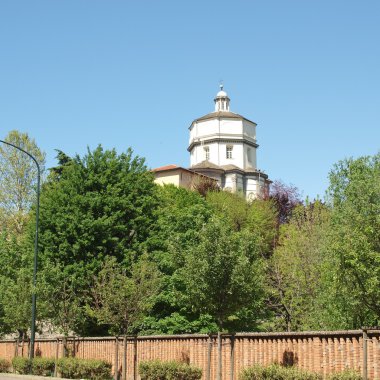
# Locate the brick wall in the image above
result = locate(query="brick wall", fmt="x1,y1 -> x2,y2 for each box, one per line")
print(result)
1,330 -> 379,379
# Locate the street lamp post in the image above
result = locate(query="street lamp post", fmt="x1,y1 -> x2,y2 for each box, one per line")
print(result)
0,139 -> 40,360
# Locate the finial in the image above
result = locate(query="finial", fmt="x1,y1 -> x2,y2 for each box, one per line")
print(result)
219,81 -> 224,91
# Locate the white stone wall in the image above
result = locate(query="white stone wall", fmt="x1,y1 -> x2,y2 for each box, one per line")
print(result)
189,118 -> 245,142
242,120 -> 256,141
245,176 -> 268,199
189,117 -> 258,172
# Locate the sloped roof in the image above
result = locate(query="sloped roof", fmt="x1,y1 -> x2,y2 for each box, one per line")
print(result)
190,161 -> 270,180
152,164 -> 179,172
220,164 -> 243,171
190,160 -> 224,170
192,111 -> 256,125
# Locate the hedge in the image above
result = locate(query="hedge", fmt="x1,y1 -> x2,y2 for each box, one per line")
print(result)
57,357 -> 112,380
240,364 -> 322,380
139,360 -> 202,380
327,370 -> 362,380
31,357 -> 55,376
0,358 -> 11,373
12,357 -> 31,374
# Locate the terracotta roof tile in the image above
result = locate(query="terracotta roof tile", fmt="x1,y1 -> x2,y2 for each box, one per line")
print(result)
151,164 -> 179,172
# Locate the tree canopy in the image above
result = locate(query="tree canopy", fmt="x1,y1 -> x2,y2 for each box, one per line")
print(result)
1,130 -> 379,337
327,153 -> 380,327
37,146 -> 159,335
0,130 -> 45,236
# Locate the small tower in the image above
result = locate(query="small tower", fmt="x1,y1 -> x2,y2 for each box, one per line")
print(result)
188,86 -> 270,199
214,84 -> 230,112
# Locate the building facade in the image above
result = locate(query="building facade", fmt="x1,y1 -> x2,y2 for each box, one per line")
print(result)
152,164 -> 217,190
188,86 -> 270,199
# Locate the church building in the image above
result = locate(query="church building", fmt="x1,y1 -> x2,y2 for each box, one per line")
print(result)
153,86 -> 270,199
188,86 -> 270,199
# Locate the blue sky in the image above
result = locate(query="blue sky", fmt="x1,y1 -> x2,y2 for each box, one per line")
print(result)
1,0 -> 379,199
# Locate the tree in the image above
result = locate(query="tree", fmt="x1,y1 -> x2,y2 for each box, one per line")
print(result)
90,255 -> 161,335
179,217 -> 266,332
141,185 -> 215,334
0,131 -> 45,338
207,191 -> 278,256
38,261 -> 91,336
40,146 -> 157,266
246,199 -> 278,257
206,191 -> 249,232
327,153 -> 380,327
38,146 -> 158,335
0,130 -> 45,236
270,180 -> 302,225
191,176 -> 220,197
0,232 -> 33,338
268,201 -> 331,331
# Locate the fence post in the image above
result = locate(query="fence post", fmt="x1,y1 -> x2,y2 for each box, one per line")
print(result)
133,336 -> 138,380
206,335 -> 212,380
54,338 -> 59,378
217,332 -> 222,380
62,337 -> 67,358
230,334 -> 235,380
122,336 -> 127,380
14,338 -> 18,358
362,329 -> 368,380
114,337 -> 119,380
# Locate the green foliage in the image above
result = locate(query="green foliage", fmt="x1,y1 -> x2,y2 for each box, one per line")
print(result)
328,153 -> 380,326
246,199 -> 278,257
240,364 -> 322,380
139,360 -> 202,380
206,191 -> 278,256
31,357 -> 55,376
206,191 -> 249,231
0,130 -> 45,236
38,261 -> 90,336
90,254 -> 161,335
140,313 -> 218,335
0,130 -> 44,338
38,146 -> 158,335
179,216 -> 266,330
0,231 -> 33,337
327,370 -> 362,380
40,145 -> 157,267
268,202 -> 331,331
141,185 -> 214,334
0,358 -> 10,373
12,357 -> 31,374
4,132 -> 378,337
57,357 -> 112,380
0,269 -> 33,336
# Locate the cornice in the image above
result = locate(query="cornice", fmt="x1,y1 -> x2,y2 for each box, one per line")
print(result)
188,137 -> 259,152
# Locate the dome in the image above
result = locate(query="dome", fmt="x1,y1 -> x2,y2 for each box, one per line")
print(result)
216,89 -> 228,97
215,84 -> 228,98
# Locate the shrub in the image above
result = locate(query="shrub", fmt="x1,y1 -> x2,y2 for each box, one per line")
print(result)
240,364 -> 322,380
12,357 -> 31,374
31,357 -> 55,376
0,358 -> 11,373
327,370 -> 362,380
57,357 -> 112,380
139,360 -> 202,380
